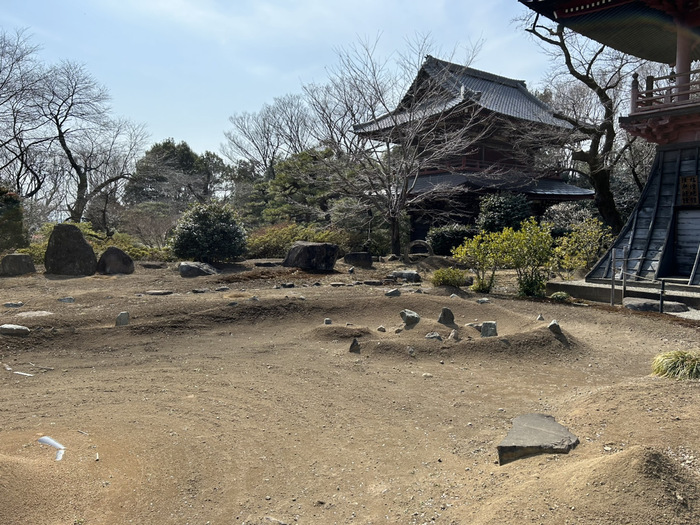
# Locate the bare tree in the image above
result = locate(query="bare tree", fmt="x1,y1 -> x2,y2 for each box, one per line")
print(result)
303,38 -> 491,255
37,61 -> 147,222
521,13 -> 646,233
222,93 -> 314,179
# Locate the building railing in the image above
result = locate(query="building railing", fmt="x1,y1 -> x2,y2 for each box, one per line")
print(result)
630,69 -> 700,114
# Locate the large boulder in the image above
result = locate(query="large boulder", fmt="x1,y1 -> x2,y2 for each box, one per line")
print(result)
282,241 -> 339,271
178,261 -> 218,278
0,253 -> 36,276
44,224 -> 97,276
97,247 -> 134,275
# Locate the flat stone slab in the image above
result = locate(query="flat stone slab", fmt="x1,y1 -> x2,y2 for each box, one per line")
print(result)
0,324 -> 31,336
623,297 -> 689,313
497,413 -> 579,465
145,290 -> 174,296
16,311 -> 53,318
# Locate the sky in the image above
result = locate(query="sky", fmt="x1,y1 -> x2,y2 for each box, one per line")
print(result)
2,0 -> 551,157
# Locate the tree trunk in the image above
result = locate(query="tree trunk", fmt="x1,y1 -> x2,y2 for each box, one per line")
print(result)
591,169 -> 623,234
68,173 -> 89,222
390,216 -> 401,256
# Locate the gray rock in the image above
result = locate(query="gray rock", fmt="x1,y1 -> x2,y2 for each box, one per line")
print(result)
145,290 -> 173,296
348,266 -> 354,274
116,311 -> 130,326
481,321 -> 498,337
623,297 -> 689,313
537,314 -> 545,321
363,280 -> 383,286
548,320 -> 562,334
448,329 -> 460,341
0,254 -> 36,277
215,286 -> 230,292
349,338 -> 361,354
254,261 -> 280,267
178,261 -> 218,278
385,288 -> 401,297
343,252 -> 373,269
400,309 -> 421,326
0,324 -> 30,336
58,297 -> 75,303
97,246 -> 134,275
282,241 -> 339,271
330,282 -> 346,287
281,282 -> 295,288
497,413 -> 579,465
377,325 -> 386,332
477,298 -> 490,304
390,270 -> 421,282
16,311 -> 53,318
425,331 -> 442,341
192,288 -> 208,294
4,301 -> 23,308
407,346 -> 416,357
44,224 -> 97,276
438,307 -> 455,325
324,318 -> 332,325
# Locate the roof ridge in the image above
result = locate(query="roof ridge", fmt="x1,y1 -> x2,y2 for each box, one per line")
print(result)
424,55 -> 527,89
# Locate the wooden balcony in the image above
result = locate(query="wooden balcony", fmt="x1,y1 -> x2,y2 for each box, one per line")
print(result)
622,69 -> 700,144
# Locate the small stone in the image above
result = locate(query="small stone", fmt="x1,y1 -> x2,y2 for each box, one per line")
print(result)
425,332 -> 442,341
249,296 -> 259,301
4,302 -> 23,308
349,338 -> 361,354
413,288 -> 424,294
348,266 -> 354,274
227,301 -> 239,307
537,314 -> 545,321
0,324 -> 30,336
450,294 -> 459,299
324,318 -> 332,325
438,307 -> 455,325
422,373 -> 434,378
363,280 -> 383,286
115,311 -> 130,326
477,298 -> 490,304
385,288 -> 401,297
330,282 -> 345,287
407,346 -> 416,357
215,286 -> 230,292
281,283 -> 295,288
145,290 -> 173,296
192,288 -> 208,294
273,284 -> 281,289
298,296 -> 306,301
481,321 -> 498,337
448,329 -> 460,341
548,320 -> 562,334
377,325 -> 386,332
400,309 -> 421,325
58,296 -> 75,303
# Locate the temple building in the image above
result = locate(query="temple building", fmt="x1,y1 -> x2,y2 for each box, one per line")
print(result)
521,0 -> 700,285
353,55 -> 594,239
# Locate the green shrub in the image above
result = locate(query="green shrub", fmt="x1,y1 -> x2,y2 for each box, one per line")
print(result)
426,224 -> 478,256
246,222 -> 350,259
451,231 -> 504,293
170,203 -> 246,263
652,350 -> 700,380
549,291 -> 571,303
477,193 -> 532,233
554,218 -> 613,279
500,218 -> 554,297
431,267 -> 470,287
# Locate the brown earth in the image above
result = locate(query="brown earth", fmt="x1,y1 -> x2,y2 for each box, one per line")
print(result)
1,258 -> 700,525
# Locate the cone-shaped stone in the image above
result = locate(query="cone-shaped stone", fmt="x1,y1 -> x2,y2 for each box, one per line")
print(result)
438,307 -> 454,325
349,338 -> 361,354
116,311 -> 130,326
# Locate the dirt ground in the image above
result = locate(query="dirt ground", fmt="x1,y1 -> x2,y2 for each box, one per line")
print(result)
1,258 -> 700,525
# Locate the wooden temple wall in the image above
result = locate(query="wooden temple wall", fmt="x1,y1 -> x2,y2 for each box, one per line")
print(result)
587,142 -> 700,285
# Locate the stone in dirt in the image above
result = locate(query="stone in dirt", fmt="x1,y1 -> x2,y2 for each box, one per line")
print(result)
97,246 -> 134,275
349,338 -> 361,354
116,312 -> 130,326
425,332 -> 442,341
343,252 -> 373,269
282,241 -> 339,271
481,321 -> 498,337
385,288 -> 401,297
497,413 -> 579,465
58,297 -> 75,303
400,309 -> 421,326
44,223 -> 97,276
623,297 -> 689,313
448,329 -> 460,341
0,324 -> 30,336
145,290 -> 173,296
390,270 -> 421,282
548,320 -> 562,334
4,301 -> 23,308
438,307 -> 455,325
178,261 -> 218,278
0,253 -> 36,277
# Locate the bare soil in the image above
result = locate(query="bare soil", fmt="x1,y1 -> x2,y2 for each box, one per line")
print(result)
1,259 -> 700,524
